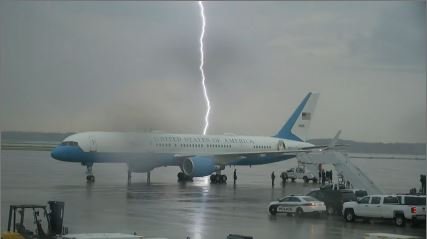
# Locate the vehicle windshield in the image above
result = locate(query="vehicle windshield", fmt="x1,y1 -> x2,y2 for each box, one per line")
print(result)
402,196 -> 426,205
341,192 -> 356,201
355,190 -> 368,198
278,196 -> 288,202
302,196 -> 317,202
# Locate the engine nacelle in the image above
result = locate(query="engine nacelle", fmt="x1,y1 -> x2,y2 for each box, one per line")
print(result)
182,156 -> 218,177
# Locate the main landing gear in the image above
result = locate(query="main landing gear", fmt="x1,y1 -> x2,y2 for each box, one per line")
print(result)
210,173 -> 227,184
177,172 -> 193,182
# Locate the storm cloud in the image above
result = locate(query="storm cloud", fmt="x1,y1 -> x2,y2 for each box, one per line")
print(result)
0,1 -> 425,143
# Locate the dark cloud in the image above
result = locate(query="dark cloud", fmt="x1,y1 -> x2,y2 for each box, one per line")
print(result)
0,1 -> 425,143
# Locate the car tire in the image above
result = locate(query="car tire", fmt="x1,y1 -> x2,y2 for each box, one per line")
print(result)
344,209 -> 355,222
296,208 -> 303,217
269,206 -> 277,215
326,206 -> 335,215
303,176 -> 309,183
291,178 -> 296,183
394,214 -> 406,227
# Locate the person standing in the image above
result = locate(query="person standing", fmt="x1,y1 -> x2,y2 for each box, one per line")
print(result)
420,174 -> 426,194
271,171 -> 276,187
325,170 -> 329,183
330,170 -> 333,183
321,169 -> 326,185
233,168 -> 237,185
318,164 -> 322,184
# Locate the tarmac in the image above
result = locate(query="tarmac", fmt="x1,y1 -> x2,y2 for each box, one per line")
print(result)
1,150 -> 426,239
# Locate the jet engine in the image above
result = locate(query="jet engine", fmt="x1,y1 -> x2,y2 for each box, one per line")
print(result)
182,156 -> 218,177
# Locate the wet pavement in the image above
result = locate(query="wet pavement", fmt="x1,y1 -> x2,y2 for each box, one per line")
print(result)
1,150 -> 426,239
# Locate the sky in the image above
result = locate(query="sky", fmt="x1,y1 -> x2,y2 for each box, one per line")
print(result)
0,1 -> 425,143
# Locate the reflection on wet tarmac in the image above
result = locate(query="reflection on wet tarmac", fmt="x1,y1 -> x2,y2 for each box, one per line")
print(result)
1,151 -> 426,239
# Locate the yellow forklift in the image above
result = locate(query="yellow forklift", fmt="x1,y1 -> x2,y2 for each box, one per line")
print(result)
2,201 -> 66,239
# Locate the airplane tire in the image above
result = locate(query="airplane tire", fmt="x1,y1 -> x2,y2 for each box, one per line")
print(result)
210,175 -> 216,184
86,175 -> 95,182
177,172 -> 185,181
221,175 -> 227,183
215,174 -> 221,183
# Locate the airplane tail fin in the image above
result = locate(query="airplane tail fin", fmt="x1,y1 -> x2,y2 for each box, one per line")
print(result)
274,92 -> 319,142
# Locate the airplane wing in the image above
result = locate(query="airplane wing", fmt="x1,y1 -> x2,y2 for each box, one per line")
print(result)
174,131 -> 347,165
174,149 -> 320,165
302,130 -> 346,151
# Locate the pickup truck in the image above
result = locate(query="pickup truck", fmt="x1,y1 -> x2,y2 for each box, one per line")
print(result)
396,194 -> 426,225
342,194 -> 426,227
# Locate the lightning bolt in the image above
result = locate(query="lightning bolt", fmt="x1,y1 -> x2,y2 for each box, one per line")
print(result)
199,1 -> 210,135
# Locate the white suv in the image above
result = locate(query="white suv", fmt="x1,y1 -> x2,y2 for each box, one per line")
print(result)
342,195 -> 426,227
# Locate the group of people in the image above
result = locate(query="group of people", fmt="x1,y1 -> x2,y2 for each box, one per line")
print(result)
232,169 -> 277,187
318,169 -> 333,185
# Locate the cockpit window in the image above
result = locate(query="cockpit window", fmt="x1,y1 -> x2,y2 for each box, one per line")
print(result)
61,141 -> 79,146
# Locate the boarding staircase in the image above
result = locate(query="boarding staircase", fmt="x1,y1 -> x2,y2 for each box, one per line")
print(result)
297,151 -> 383,195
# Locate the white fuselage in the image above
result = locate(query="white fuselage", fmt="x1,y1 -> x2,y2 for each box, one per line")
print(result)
52,131 -> 313,173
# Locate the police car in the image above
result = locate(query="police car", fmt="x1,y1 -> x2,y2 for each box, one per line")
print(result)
268,195 -> 326,216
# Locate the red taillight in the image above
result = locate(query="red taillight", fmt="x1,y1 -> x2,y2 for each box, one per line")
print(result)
411,207 -> 416,214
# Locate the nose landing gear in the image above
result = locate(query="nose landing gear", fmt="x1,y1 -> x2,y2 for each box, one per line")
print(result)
85,164 -> 95,182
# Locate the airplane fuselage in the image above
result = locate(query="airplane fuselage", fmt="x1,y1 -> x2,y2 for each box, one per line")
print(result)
52,131 -> 313,173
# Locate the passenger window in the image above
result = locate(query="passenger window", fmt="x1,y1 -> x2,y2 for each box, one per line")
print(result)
383,196 -> 399,204
279,197 -> 290,202
359,197 -> 370,204
289,197 -> 301,202
308,191 -> 320,200
370,197 -> 381,204
315,192 -> 324,200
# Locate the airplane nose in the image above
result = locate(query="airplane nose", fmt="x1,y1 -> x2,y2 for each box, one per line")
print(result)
51,144 -> 87,162
51,146 -> 63,160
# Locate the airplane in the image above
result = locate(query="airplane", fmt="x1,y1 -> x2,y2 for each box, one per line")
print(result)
51,92 -> 327,183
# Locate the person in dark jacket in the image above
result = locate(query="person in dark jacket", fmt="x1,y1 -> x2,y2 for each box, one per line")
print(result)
321,169 -> 326,185
233,169 -> 237,185
420,174 -> 426,194
271,171 -> 276,187
326,170 -> 329,183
